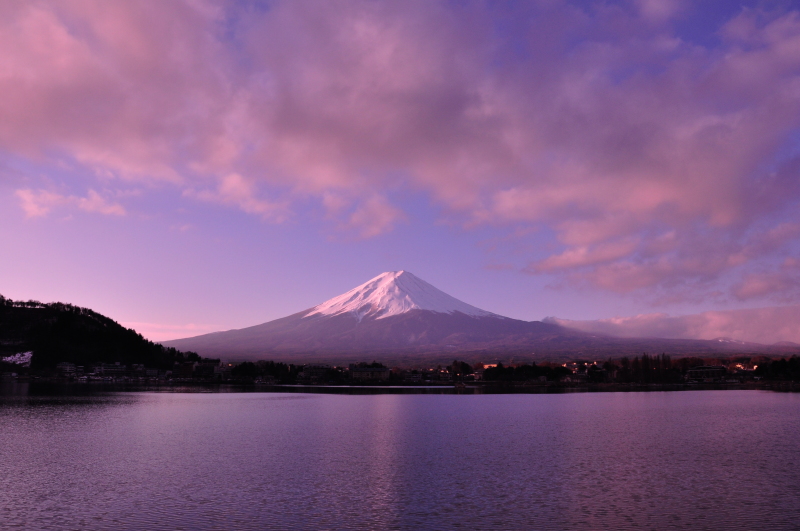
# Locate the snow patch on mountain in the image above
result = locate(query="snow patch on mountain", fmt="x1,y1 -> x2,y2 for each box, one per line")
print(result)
305,271 -> 498,321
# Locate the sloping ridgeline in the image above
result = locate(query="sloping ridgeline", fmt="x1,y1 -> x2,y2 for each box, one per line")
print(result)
0,294 -> 190,371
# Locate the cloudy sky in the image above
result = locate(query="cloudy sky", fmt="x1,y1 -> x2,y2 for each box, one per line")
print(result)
1,0 -> 799,342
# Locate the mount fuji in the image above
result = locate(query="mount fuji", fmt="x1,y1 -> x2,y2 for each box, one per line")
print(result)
164,271 -> 791,364
305,270 -> 497,322
163,271 -> 580,363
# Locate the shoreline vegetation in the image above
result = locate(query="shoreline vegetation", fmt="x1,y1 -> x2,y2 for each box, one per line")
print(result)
3,356 -> 800,395
2,379 -> 799,395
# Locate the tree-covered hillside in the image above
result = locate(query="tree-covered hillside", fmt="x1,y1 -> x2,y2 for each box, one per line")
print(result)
0,294 -> 192,371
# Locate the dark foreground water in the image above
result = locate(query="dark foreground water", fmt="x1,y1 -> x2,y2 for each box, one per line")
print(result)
0,386 -> 799,530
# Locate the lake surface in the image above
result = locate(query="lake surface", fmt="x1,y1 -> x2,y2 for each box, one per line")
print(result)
1,385 -> 799,530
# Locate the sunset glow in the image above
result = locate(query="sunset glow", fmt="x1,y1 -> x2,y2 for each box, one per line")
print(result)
1,0 -> 799,342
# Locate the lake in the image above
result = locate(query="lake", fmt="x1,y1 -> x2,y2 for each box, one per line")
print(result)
1,385 -> 799,530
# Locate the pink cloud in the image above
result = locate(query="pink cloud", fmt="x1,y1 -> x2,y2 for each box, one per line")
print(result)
548,305 -> 800,345
344,195 -> 406,239
529,239 -> 640,273
2,1 -> 800,301
634,0 -> 686,24
733,257 -> 800,302
189,173 -> 289,222
16,188 -> 125,217
15,189 -> 68,217
0,1 -> 221,183
77,190 -> 126,216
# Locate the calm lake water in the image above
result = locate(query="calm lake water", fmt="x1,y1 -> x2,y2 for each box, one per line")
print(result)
1,385 -> 799,530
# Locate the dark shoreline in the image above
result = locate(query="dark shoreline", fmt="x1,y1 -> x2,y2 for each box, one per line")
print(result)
2,379 -> 798,396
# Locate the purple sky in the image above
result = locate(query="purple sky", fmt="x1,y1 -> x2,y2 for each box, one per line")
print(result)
2,0 -> 799,342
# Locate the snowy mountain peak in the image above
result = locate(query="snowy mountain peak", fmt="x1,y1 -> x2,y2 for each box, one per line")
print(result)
305,271 -> 497,321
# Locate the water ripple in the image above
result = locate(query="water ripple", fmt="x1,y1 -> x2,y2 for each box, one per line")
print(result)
0,390 -> 798,530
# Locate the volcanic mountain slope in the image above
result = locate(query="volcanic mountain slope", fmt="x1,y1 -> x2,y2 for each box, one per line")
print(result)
165,271 -> 576,362
164,271 -> 797,364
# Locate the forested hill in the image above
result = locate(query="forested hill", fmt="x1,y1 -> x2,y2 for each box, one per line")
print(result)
0,294 -> 192,371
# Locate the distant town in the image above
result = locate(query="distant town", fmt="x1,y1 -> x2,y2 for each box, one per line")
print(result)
3,353 -> 799,389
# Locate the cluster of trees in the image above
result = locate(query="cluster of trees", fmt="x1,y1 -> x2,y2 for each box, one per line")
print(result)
482,362 -> 572,382
3,298 -> 52,309
230,361 -> 394,384
755,357 -> 800,381
450,361 -> 473,376
0,296 -> 91,311
230,361 -> 302,383
612,354 -> 683,383
352,362 -> 388,369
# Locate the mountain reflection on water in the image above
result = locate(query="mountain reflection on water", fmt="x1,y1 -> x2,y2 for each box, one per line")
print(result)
1,385 -> 798,530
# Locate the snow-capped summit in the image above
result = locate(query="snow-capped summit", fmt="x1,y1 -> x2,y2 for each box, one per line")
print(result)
305,270 -> 496,321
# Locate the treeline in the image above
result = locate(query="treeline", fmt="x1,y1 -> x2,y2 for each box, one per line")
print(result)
480,356 -> 687,384
613,354 -> 682,383
483,362 -> 572,382
755,357 -> 800,381
229,361 -> 303,384
0,295 -> 86,311
482,355 -> 695,384
352,361 -> 388,369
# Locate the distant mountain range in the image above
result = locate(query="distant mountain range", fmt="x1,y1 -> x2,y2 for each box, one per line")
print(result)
163,271 -> 800,365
